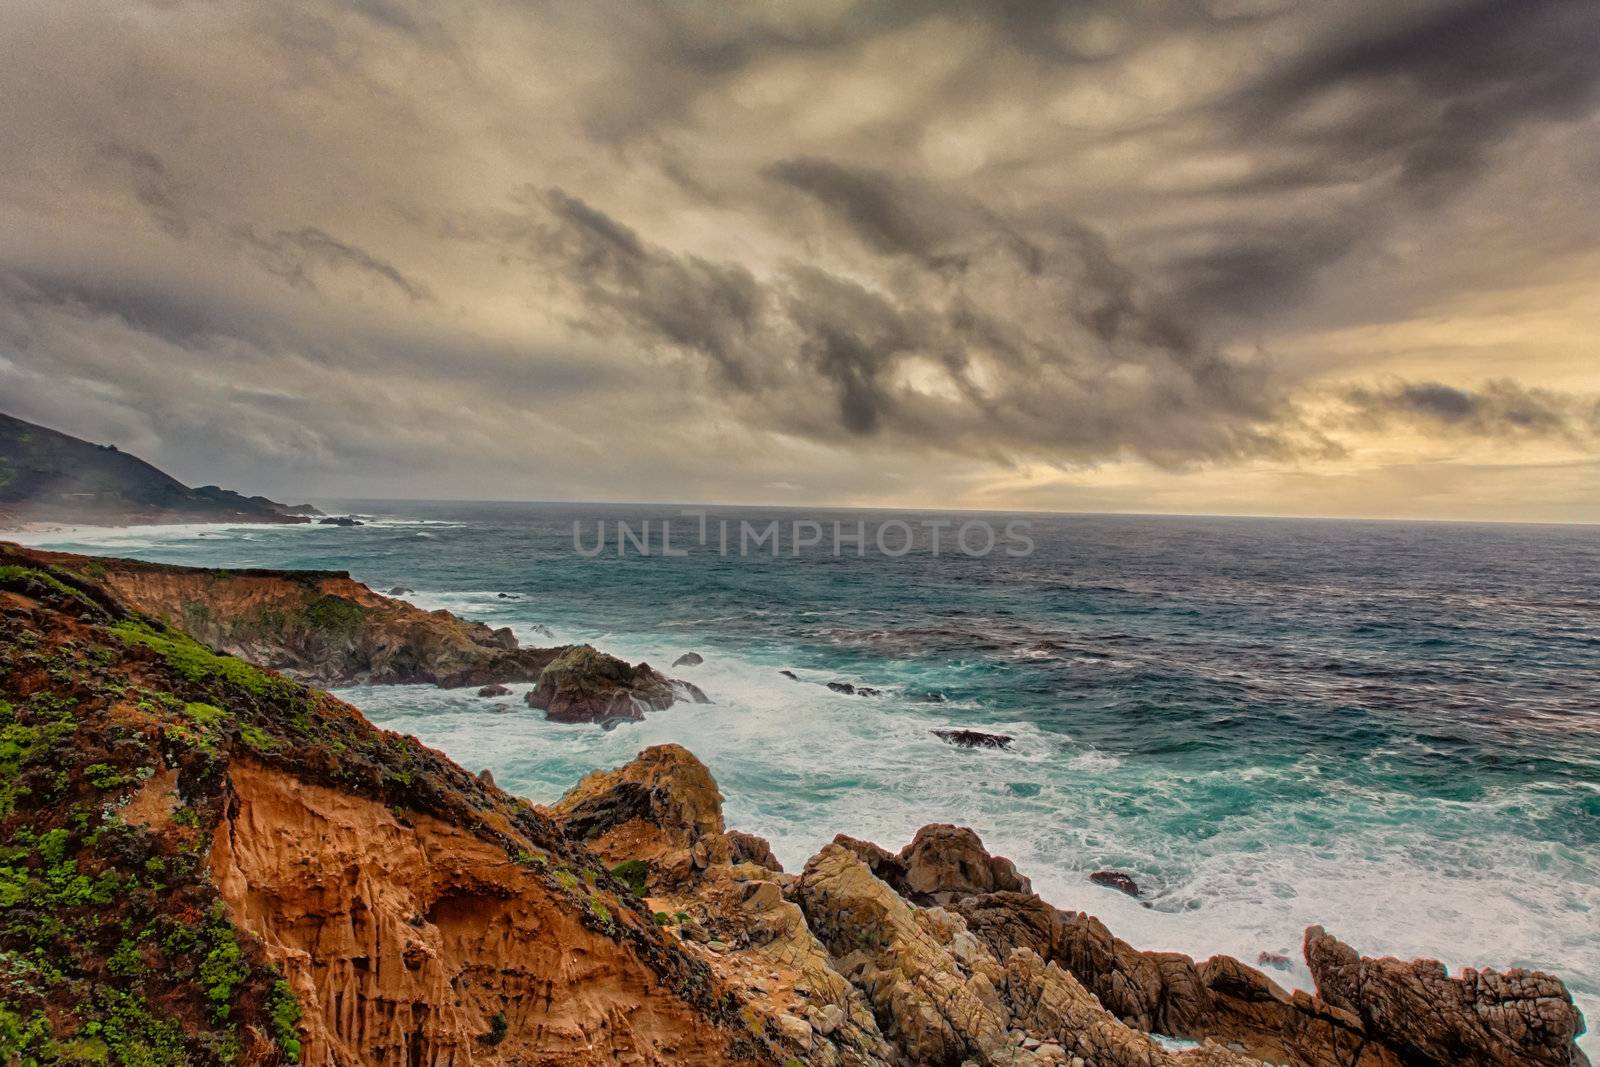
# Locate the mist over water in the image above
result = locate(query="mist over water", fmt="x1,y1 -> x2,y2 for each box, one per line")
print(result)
13,503 -> 1599,1052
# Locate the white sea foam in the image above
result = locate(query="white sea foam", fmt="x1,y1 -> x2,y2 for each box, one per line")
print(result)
0,520 -> 312,549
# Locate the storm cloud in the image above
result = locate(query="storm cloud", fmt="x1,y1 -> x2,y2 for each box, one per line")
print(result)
0,0 -> 1595,518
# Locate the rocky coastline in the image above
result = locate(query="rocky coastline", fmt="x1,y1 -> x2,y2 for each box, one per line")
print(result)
11,545 -> 704,723
0,546 -> 1589,1065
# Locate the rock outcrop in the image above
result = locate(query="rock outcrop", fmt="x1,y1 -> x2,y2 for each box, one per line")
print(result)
526,645 -> 709,725
15,544 -> 563,689
1305,925 -> 1589,1067
552,741 -> 1590,1067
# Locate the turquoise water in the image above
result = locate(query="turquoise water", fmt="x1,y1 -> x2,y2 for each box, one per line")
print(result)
13,503 -> 1598,1050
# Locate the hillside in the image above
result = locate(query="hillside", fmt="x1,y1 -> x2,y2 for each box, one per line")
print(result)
0,546 -> 1588,1066
0,412 -> 316,526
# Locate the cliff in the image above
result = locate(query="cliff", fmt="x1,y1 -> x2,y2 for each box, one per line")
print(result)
0,411 -> 316,526
0,548 -> 1589,1066
13,546 -> 562,690
0,546 -> 769,1064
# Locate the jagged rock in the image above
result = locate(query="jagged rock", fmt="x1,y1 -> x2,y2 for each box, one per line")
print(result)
477,683 -> 512,697
1089,871 -> 1140,897
827,681 -> 856,694
779,669 -> 799,680
727,830 -> 784,872
673,652 -> 704,667
551,743 -> 725,852
897,824 -> 1032,905
954,895 -> 1400,1067
933,729 -> 1015,750
525,645 -> 685,725
1002,950 -> 1261,1067
1304,925 -> 1589,1067
318,515 -> 363,526
796,844 -> 1015,1065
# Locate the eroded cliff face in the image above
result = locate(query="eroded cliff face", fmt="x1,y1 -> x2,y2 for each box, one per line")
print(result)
210,763 -> 750,1066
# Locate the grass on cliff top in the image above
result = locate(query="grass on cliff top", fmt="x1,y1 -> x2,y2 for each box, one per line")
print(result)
108,619 -> 295,702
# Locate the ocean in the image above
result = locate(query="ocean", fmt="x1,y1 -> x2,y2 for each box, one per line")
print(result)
12,502 -> 1598,1051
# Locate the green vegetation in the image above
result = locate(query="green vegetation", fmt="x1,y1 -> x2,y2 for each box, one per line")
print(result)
268,980 -> 303,1061
302,595 -> 366,637
479,1010 -> 509,1047
609,858 -> 650,896
183,701 -> 226,728
653,911 -> 673,926
109,620 -> 292,700
554,868 -> 578,891
0,566 -> 94,610
587,894 -> 612,925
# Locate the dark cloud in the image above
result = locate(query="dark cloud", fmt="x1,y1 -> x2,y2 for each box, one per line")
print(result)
1241,0 -> 1600,193
1339,379 -> 1600,442
236,225 -> 433,303
508,166 -> 1292,467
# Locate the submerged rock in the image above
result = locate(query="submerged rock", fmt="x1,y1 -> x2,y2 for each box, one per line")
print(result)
826,681 -> 855,694
779,669 -> 799,680
1089,870 -> 1141,898
934,728 -> 1015,750
387,585 -> 413,596
673,651 -> 704,667
318,515 -> 363,526
476,683 -> 511,697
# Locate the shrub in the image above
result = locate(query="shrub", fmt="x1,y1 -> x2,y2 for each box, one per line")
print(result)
609,859 -> 649,896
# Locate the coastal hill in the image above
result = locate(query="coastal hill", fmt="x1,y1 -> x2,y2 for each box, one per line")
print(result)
0,411 -> 317,526
0,545 -> 1588,1065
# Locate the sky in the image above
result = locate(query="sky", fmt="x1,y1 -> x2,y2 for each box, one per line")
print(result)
1,0 -> 1597,521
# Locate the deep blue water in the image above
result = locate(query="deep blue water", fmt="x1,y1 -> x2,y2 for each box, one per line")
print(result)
12,503 -> 1598,1048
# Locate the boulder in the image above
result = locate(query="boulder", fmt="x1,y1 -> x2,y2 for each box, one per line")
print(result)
1089,870 -> 1140,898
896,824 -> 1032,905
827,681 -> 856,694
386,586 -> 413,596
476,683 -> 512,697
1304,925 -> 1590,1067
524,644 -> 683,725
673,652 -> 704,667
933,729 -> 1014,750
318,515 -> 363,526
551,743 -> 725,853
779,669 -> 799,680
